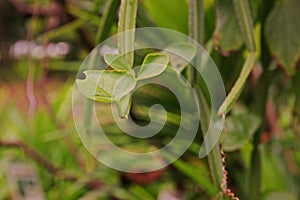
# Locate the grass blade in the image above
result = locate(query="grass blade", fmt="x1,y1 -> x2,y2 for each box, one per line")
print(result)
37,19 -> 85,42
128,184 -> 155,200
173,158 -> 217,197
96,0 -> 120,43
66,4 -> 101,26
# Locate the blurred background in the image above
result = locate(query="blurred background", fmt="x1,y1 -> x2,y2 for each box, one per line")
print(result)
0,0 -> 299,199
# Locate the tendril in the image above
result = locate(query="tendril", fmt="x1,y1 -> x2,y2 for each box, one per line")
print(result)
220,114 -> 239,200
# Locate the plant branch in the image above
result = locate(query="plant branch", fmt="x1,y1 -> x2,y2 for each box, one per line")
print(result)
188,0 -> 204,86
0,140 -> 76,181
0,139 -> 103,190
118,0 -> 138,67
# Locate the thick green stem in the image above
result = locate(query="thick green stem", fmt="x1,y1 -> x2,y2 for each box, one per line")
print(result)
189,1 -> 225,198
197,88 -> 224,194
188,0 -> 204,86
118,0 -> 138,67
189,0 -> 204,44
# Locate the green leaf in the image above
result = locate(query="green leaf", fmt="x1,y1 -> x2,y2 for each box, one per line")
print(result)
265,0 -> 300,76
233,0 -> 256,51
104,54 -> 131,71
163,42 -> 196,72
221,104 -> 261,152
76,70 -> 136,102
214,0 -> 244,55
115,93 -> 132,119
137,53 -> 169,80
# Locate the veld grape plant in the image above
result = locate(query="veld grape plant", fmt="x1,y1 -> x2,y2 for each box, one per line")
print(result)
0,0 -> 299,200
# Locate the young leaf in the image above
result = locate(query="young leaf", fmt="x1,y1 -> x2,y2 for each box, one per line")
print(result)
163,42 -> 196,72
137,53 -> 169,80
104,54 -> 131,71
76,70 -> 136,102
76,72 -> 113,103
265,0 -> 300,76
115,93 -> 132,119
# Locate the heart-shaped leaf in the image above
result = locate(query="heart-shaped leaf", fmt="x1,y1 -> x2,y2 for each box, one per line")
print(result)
265,0 -> 300,76
76,70 -> 136,102
104,54 -> 131,71
137,53 -> 169,80
163,42 -> 196,72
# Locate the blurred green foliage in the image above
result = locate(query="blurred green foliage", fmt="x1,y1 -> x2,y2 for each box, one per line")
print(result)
0,0 -> 299,200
